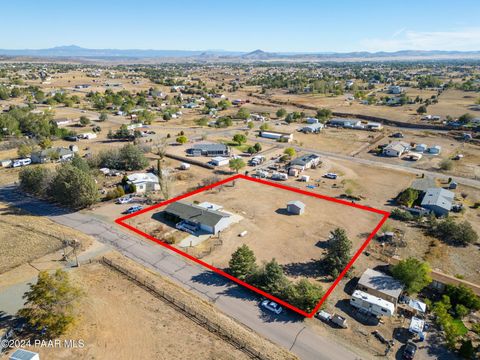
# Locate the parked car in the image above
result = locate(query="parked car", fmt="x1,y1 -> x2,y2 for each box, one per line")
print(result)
123,205 -> 143,214
324,173 -> 338,179
391,132 -> 404,138
116,196 -> 133,204
403,341 -> 417,359
261,300 -> 283,315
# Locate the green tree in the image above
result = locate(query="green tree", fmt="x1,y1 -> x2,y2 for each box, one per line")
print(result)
48,164 -> 98,208
228,245 -> 257,280
71,155 -> 90,173
17,269 -> 82,338
232,133 -> 247,146
38,138 -> 52,150
98,112 -> 108,122
229,158 -> 246,174
19,167 -> 52,195
79,116 -> 90,127
392,257 -> 432,294
276,108 -> 287,118
446,284 -> 480,311
247,121 -> 254,129
17,143 -> 35,158
324,228 -> 352,278
236,107 -> 250,120
396,188 -> 420,207
118,144 -> 149,170
259,123 -> 269,131
458,113 -> 474,124
316,108 -> 332,120
256,259 -> 288,295
176,135 -> 188,144
253,143 -> 262,152
458,340 -> 475,359
417,105 -> 427,114
283,147 -> 296,158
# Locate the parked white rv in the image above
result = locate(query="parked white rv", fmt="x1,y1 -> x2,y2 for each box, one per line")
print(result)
350,290 -> 395,317
12,158 -> 32,167
271,172 -> 288,181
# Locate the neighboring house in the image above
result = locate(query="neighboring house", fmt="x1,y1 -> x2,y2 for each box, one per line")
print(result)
306,117 -> 319,124
415,143 -> 428,153
427,145 -> 442,155
388,85 -> 402,94
30,147 -> 75,164
9,349 -> 40,360
286,200 -> 305,215
187,143 -> 230,157
164,201 -> 231,235
210,156 -> 229,166
126,173 -> 160,194
357,268 -> 404,306
290,154 -> 321,170
259,130 -> 293,142
301,123 -> 324,133
382,142 -> 410,157
420,187 -> 454,216
329,118 -> 361,128
53,118 -> 71,126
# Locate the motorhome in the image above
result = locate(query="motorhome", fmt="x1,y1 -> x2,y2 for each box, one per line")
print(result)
12,158 -> 32,167
350,290 -> 395,317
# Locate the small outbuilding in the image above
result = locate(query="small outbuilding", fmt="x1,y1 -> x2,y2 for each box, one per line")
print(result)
9,349 -> 40,360
286,200 -> 305,215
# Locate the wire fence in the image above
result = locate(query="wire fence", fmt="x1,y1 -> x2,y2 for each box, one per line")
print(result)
101,256 -> 270,360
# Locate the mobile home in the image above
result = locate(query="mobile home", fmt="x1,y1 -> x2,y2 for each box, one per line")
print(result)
350,290 -> 395,317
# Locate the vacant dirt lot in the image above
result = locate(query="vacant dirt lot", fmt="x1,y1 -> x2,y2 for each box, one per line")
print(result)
0,202 -> 92,273
127,177 -> 385,283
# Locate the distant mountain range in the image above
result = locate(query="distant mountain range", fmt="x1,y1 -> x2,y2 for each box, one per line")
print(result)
1,45 -> 480,61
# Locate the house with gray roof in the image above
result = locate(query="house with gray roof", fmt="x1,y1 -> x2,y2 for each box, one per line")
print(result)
164,201 -> 231,234
420,188 -> 454,216
300,123 -> 324,133
30,147 -> 75,164
186,143 -> 229,157
357,268 -> 404,305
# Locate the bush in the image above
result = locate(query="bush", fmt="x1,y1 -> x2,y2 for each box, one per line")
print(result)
439,158 -> 453,171
390,208 -> 414,221
446,284 -> 480,311
430,218 -> 478,246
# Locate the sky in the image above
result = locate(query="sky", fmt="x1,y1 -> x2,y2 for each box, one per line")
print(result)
1,0 -> 480,52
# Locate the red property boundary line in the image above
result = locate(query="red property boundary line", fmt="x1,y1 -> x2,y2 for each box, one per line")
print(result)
115,174 -> 390,318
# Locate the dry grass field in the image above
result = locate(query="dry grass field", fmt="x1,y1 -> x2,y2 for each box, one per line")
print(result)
11,253 -> 295,360
0,202 -> 92,273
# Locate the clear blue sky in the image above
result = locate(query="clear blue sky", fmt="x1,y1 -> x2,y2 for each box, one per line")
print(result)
1,0 -> 479,52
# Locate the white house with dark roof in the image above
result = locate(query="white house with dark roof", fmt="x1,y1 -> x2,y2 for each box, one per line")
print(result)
287,200 -> 305,215
187,143 -> 230,157
164,201 -> 231,234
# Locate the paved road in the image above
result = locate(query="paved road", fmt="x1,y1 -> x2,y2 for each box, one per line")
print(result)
249,136 -> 480,189
0,185 -> 366,360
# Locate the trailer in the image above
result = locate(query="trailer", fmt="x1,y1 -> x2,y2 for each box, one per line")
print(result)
271,172 -> 288,181
350,290 -> 395,317
12,158 -> 32,167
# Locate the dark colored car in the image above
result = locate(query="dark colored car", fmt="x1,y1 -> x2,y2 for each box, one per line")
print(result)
403,341 -> 417,359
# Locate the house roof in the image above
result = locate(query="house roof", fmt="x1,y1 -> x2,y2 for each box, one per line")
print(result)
302,123 -> 324,130
127,173 -> 159,185
357,268 -> 404,299
191,143 -> 228,152
384,141 -> 410,153
32,147 -> 74,158
420,188 -> 454,211
9,349 -> 38,360
287,200 -> 305,210
290,154 -> 320,167
164,201 -> 230,228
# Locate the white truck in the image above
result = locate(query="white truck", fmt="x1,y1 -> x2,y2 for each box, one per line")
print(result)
350,290 -> 395,317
